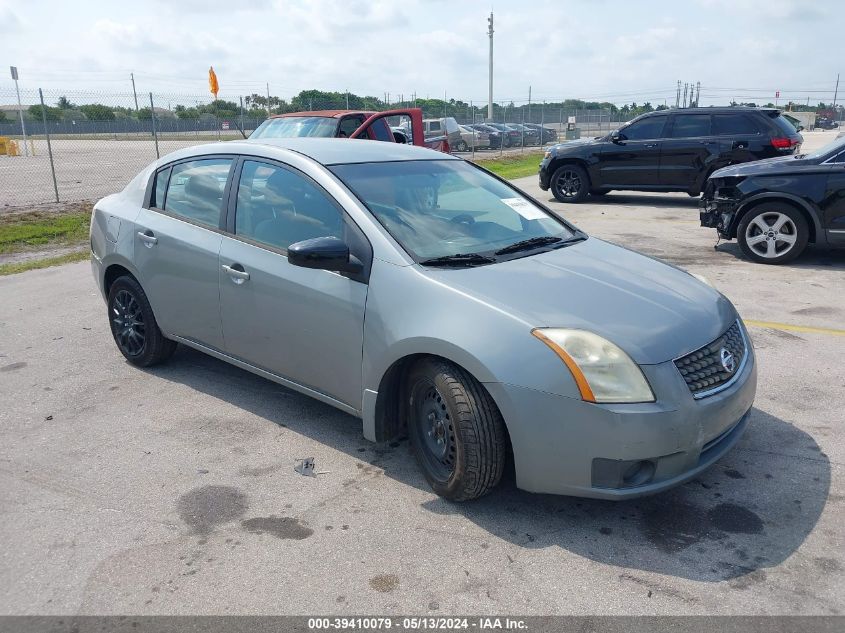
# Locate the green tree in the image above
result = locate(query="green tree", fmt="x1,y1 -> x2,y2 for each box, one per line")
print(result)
28,104 -> 62,121
79,104 -> 115,121
137,107 -> 153,120
0,110 -> 7,123
56,96 -> 77,110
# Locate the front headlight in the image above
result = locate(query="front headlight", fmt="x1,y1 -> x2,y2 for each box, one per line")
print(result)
532,329 -> 655,403
689,272 -> 713,287
543,150 -> 552,160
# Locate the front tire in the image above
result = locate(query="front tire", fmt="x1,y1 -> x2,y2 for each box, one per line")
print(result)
551,164 -> 590,203
107,276 -> 177,367
407,358 -> 506,501
455,140 -> 468,152
737,203 -> 808,264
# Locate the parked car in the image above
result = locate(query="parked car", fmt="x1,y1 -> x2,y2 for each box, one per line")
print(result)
539,107 -> 804,203
524,123 -> 558,144
250,108 -> 449,152
700,135 -> 845,264
91,138 -> 756,501
422,117 -> 462,150
454,125 -> 490,151
391,126 -> 412,144
503,123 -> 540,146
467,123 -> 503,148
816,116 -> 840,130
485,122 -> 522,148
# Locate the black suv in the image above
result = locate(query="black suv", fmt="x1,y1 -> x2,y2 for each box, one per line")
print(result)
539,107 -> 803,203
700,136 -> 845,264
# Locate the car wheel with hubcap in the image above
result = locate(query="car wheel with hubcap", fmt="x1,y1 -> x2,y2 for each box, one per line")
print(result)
407,358 -> 506,501
737,203 -> 808,264
107,275 -> 177,366
551,164 -> 589,203
455,140 -> 468,152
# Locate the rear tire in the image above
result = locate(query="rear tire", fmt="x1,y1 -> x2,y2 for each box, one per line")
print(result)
407,358 -> 506,501
107,276 -> 177,367
551,164 -> 590,203
455,140 -> 468,152
737,203 -> 809,264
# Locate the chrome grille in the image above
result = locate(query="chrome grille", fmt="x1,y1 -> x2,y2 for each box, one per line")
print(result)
675,322 -> 747,398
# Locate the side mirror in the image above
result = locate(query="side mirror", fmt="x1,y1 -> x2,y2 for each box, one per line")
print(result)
610,130 -> 625,143
287,236 -> 363,274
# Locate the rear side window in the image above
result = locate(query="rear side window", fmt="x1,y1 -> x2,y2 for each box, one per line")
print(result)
153,167 -> 170,209
671,114 -> 712,138
164,158 -> 232,228
621,116 -> 666,140
429,121 -> 442,132
713,114 -> 761,135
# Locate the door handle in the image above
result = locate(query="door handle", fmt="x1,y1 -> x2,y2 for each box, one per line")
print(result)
137,231 -> 158,246
644,143 -> 658,148
222,264 -> 250,283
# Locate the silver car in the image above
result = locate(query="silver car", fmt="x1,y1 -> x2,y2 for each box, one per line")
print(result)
90,138 -> 757,501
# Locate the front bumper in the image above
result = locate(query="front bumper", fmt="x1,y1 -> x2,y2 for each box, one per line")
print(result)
699,195 -> 740,237
485,339 -> 757,499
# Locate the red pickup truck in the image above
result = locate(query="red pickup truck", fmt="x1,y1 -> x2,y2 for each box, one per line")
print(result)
249,108 -> 450,152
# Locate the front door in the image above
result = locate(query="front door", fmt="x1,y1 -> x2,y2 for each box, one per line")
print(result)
218,159 -> 368,409
597,115 -> 666,187
821,150 -> 845,245
133,157 -> 233,350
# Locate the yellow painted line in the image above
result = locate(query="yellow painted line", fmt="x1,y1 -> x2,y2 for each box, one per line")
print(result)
744,320 -> 845,337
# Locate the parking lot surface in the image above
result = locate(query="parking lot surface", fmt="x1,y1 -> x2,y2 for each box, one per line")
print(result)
1,146 -> 844,616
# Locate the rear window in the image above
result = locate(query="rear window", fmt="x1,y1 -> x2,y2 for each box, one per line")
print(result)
772,114 -> 800,137
671,114 -> 711,138
712,114 -> 761,135
250,117 -> 337,139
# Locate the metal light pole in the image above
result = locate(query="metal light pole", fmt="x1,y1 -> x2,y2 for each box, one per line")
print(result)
10,66 -> 29,156
487,12 -> 494,121
130,72 -> 139,112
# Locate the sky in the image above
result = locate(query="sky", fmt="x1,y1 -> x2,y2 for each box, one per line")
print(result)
0,0 -> 841,108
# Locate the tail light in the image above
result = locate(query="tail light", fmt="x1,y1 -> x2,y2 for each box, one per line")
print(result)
771,137 -> 798,149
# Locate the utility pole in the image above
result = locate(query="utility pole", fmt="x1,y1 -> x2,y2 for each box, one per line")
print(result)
130,72 -> 139,113
833,73 -> 840,111
695,81 -> 700,107
676,80 -> 681,108
487,12 -> 494,121
528,86 -> 532,124
683,83 -> 688,108
346,89 -> 349,109
266,82 -> 271,115
10,66 -> 29,156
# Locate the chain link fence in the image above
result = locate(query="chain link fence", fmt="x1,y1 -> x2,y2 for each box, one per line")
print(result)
0,87 -> 635,207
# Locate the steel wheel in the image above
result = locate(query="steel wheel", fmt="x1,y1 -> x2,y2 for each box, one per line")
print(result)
554,169 -> 582,198
110,289 -> 146,357
412,382 -> 457,482
743,211 -> 798,259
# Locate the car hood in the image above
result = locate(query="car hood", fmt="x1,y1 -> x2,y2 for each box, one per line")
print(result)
712,154 -> 807,178
551,137 -> 600,152
424,238 -> 737,365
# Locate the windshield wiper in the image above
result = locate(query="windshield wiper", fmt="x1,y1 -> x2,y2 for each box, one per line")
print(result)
419,253 -> 497,267
495,236 -> 563,255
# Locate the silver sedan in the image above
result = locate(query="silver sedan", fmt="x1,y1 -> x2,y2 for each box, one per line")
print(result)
90,138 -> 756,501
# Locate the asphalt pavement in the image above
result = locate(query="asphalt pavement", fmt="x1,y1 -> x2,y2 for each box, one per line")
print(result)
1,166 -> 843,616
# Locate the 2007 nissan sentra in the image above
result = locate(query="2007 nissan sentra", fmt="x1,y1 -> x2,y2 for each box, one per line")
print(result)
90,137 -> 756,501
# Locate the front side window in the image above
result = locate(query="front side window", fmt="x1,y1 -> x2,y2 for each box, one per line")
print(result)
338,116 -> 364,137
621,116 -> 666,140
234,160 -> 344,251
671,114 -> 712,138
163,158 -> 232,228
330,160 -> 577,261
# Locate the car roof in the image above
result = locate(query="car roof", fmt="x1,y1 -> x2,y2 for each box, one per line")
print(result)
157,138 -> 459,166
268,110 -> 376,119
640,106 -> 781,117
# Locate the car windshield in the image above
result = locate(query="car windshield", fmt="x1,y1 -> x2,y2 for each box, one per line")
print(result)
250,116 -> 338,139
801,136 -> 845,160
330,160 -> 577,262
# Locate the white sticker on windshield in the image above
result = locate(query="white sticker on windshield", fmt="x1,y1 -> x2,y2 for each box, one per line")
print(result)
500,197 -> 546,220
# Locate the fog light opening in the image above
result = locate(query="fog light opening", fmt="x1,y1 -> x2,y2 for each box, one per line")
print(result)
622,460 -> 656,487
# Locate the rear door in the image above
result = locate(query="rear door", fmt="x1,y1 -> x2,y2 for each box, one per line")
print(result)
217,158 -> 369,409
597,115 -> 666,187
134,157 -> 233,350
659,113 -> 713,190
712,112 -> 766,165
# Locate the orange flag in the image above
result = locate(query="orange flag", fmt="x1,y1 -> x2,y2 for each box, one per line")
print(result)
208,66 -> 219,98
